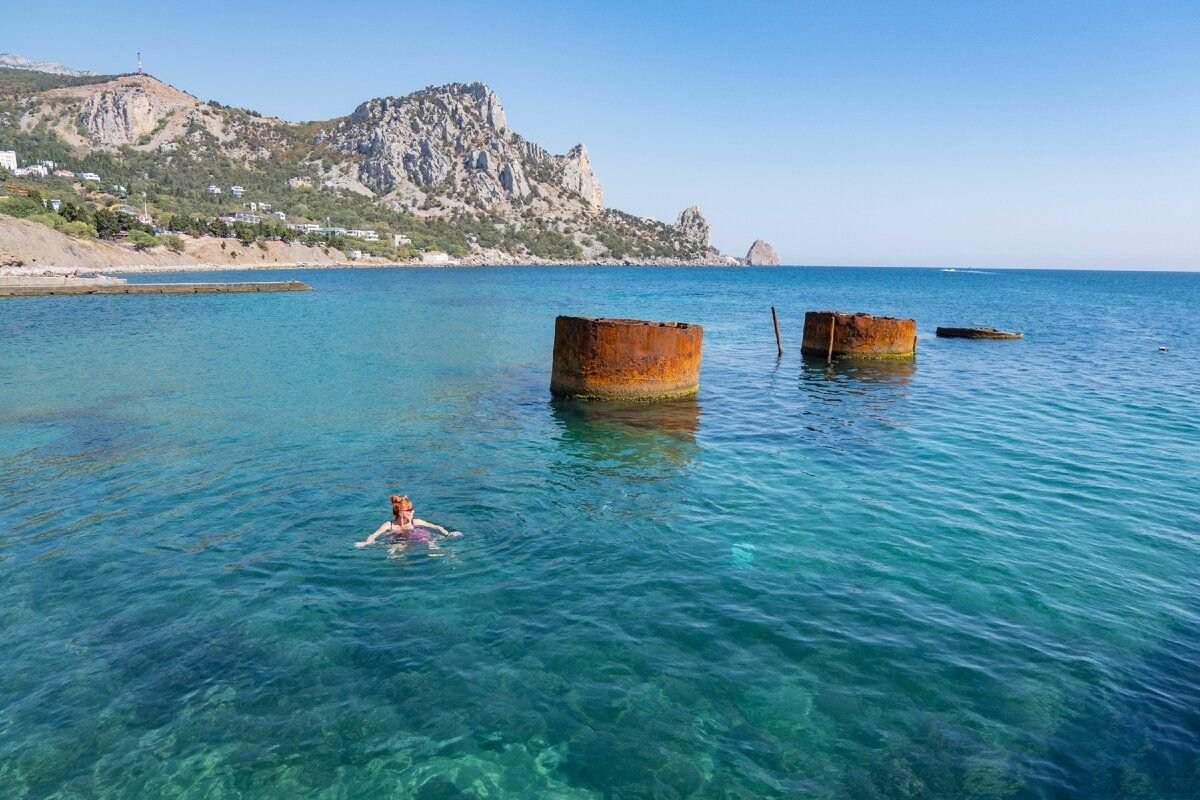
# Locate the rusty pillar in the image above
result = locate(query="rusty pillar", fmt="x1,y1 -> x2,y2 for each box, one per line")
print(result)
801,311 -> 916,359
550,316 -> 703,401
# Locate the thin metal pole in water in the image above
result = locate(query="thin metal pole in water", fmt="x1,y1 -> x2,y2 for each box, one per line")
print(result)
771,307 -> 783,357
826,315 -> 836,362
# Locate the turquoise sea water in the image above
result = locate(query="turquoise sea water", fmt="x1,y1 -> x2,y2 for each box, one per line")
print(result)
1,266 -> 1198,799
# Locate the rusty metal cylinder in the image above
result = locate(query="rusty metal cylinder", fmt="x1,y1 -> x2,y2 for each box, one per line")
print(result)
550,316 -> 703,401
801,311 -> 917,358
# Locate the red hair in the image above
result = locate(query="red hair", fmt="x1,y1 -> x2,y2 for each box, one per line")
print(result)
390,495 -> 414,517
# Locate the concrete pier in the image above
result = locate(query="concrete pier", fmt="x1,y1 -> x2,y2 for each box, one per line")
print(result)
801,311 -> 917,359
550,315 -> 703,401
0,280 -> 312,297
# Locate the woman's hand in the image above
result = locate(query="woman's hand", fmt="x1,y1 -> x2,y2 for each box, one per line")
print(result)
447,531 -> 462,537
355,541 -> 369,548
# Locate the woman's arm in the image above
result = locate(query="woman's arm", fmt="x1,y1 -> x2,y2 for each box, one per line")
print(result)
356,522 -> 391,548
414,518 -> 462,537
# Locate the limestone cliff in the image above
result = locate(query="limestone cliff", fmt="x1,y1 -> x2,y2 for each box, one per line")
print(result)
745,239 -> 781,266
326,82 -> 604,217
674,205 -> 711,247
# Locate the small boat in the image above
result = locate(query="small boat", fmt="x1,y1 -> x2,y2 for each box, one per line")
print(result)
936,327 -> 1023,340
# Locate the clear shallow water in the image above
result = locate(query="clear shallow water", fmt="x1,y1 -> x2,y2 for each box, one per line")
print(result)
1,266 -> 1198,799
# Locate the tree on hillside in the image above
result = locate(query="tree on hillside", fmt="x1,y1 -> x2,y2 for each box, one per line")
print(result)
127,230 -> 159,250
93,208 -> 120,239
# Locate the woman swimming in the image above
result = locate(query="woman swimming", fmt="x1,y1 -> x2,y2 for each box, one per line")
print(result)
356,494 -> 461,553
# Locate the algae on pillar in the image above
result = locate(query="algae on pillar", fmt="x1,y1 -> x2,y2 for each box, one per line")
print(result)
801,311 -> 916,359
550,316 -> 703,401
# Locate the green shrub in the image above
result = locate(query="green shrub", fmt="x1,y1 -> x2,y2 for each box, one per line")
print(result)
127,230 -> 160,250
29,212 -> 65,230
61,220 -> 97,238
161,234 -> 185,253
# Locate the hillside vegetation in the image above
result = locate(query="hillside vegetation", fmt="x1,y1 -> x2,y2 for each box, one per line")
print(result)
0,69 -> 730,264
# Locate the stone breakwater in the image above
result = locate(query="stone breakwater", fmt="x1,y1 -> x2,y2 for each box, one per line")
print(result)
550,316 -> 703,401
0,280 -> 312,297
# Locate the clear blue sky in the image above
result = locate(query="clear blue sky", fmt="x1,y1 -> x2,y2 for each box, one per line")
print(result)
7,1 -> 1199,269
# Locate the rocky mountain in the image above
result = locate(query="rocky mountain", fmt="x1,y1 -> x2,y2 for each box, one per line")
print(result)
1,65 -> 742,264
674,205 -> 711,246
324,83 -> 604,217
0,54 -> 95,77
745,239 -> 781,265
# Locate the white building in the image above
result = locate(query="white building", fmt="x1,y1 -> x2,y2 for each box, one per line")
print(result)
206,183 -> 222,194
49,199 -> 62,211
346,229 -> 379,241
315,227 -> 347,237
287,176 -> 312,188
393,233 -> 411,246
80,172 -> 101,183
232,212 -> 261,224
421,251 -> 451,265
53,169 -> 75,178
287,223 -> 320,234
21,164 -> 49,177
0,151 -> 16,172
271,210 -> 286,220
39,160 -> 56,170
230,185 -> 244,197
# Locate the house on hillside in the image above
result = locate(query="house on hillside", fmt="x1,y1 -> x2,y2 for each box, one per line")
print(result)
271,211 -> 286,220
206,183 -> 221,194
53,169 -> 75,178
230,185 -> 244,197
287,223 -> 320,234
0,151 -> 17,172
346,229 -> 379,241
232,212 -> 261,224
80,172 -> 101,183
287,176 -> 312,188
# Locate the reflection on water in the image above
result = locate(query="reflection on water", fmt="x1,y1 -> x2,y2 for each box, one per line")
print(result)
793,355 -> 916,443
549,398 -> 701,479
799,353 -> 916,389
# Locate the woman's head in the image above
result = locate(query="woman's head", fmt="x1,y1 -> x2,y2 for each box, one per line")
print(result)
390,494 -> 414,519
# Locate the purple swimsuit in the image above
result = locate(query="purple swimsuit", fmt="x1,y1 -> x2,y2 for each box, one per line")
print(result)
389,522 -> 432,544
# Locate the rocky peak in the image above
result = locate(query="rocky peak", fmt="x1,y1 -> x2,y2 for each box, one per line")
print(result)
745,239 -> 781,266
674,205 -> 711,247
328,82 -> 604,217
73,76 -> 198,148
560,144 -> 604,211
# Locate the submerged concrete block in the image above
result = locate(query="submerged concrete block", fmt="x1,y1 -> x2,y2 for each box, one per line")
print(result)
801,311 -> 916,359
550,315 -> 702,401
936,327 -> 1023,339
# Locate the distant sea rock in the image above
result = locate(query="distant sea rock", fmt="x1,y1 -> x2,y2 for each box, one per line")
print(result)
0,53 -> 95,77
744,240 -> 780,266
674,205 -> 711,247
